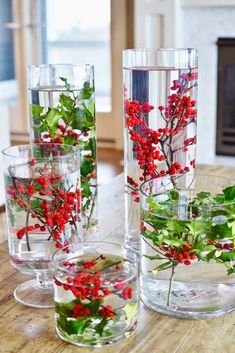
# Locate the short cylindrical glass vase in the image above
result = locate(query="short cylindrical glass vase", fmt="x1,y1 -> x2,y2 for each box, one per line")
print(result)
123,48 -> 198,261
28,64 -> 98,233
140,174 -> 235,319
53,241 -> 138,347
2,143 -> 81,308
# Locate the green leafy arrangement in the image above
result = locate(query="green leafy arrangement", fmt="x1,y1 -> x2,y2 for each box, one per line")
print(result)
30,77 -> 97,232
141,185 -> 235,305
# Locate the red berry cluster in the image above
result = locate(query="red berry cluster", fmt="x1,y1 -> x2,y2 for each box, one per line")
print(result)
125,71 -> 197,201
6,159 -> 80,249
208,240 -> 234,251
54,256 -> 133,319
38,125 -> 82,147
161,243 -> 196,266
72,304 -> 91,318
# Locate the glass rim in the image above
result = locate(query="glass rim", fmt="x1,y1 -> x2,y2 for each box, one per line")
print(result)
123,48 -> 198,54
52,241 -> 137,277
140,174 -> 235,207
28,63 -> 94,70
1,143 -> 80,160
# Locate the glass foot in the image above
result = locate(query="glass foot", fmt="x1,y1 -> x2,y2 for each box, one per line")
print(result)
14,279 -> 54,308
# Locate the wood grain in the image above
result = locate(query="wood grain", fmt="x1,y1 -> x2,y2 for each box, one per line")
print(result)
0,165 -> 235,353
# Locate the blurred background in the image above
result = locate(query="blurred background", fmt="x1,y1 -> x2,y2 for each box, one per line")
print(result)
1,0 -> 235,201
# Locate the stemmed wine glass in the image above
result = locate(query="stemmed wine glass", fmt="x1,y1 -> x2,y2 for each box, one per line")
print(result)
2,143 -> 81,308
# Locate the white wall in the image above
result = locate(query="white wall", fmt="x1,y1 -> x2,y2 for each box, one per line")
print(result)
181,6 -> 235,165
134,0 -> 235,166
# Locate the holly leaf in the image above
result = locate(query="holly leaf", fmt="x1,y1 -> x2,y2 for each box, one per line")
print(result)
45,108 -> 61,128
223,185 -> 235,201
152,261 -> 172,274
196,191 -> 211,200
94,317 -> 110,336
227,265 -> 235,275
83,137 -> 96,159
82,182 -> 92,198
29,199 -> 41,210
59,76 -> 71,91
144,254 -> 165,260
86,299 -> 102,315
205,249 -> 217,262
81,158 -> 94,178
78,84 -> 94,100
170,189 -> 179,201
30,104 -> 44,119
59,93 -> 75,110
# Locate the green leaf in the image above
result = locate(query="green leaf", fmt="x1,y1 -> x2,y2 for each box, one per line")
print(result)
88,101 -> 95,116
45,108 -> 61,128
228,220 -> 235,235
223,185 -> 235,201
196,191 -> 211,200
81,157 -> 94,178
94,317 -> 110,336
59,76 -> 71,91
170,189 -> 179,201
205,249 -> 217,262
30,199 -> 41,209
152,261 -> 172,274
86,299 -> 102,315
82,182 -> 92,198
71,107 -> 94,131
78,85 -> 94,100
30,104 -> 44,119
227,265 -> 235,275
123,303 -> 138,327
59,93 -> 75,110
144,254 -> 165,260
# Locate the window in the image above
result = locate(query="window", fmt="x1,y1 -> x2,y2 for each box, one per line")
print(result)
7,0 -> 133,148
41,0 -> 111,112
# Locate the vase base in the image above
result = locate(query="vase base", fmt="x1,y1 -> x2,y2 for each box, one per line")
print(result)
55,321 -> 136,347
140,278 -> 235,319
14,279 -> 54,308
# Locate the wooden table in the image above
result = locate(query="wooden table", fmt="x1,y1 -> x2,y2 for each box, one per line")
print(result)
1,165 -> 235,353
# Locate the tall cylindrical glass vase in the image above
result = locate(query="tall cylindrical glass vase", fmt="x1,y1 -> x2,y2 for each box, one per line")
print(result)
123,48 -> 198,261
28,64 -> 98,234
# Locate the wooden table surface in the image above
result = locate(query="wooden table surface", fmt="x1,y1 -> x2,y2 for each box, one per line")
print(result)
1,165 -> 235,353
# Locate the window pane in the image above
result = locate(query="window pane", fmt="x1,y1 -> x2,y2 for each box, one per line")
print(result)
42,0 -> 111,112
0,0 -> 15,81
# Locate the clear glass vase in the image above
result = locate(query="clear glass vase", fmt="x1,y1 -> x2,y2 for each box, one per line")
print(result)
140,174 -> 235,319
28,64 -> 98,234
53,241 -> 138,347
2,143 -> 81,308
123,48 -> 198,261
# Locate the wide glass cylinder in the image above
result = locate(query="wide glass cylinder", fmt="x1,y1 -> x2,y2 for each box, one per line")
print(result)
53,242 -> 138,347
123,48 -> 198,261
140,174 -> 235,319
2,143 -> 81,308
28,64 -> 97,234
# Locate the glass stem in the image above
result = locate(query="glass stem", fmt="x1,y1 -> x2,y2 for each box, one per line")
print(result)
167,263 -> 176,307
36,272 -> 53,289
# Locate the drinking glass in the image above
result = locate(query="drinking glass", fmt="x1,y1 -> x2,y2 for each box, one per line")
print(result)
2,143 -> 81,308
